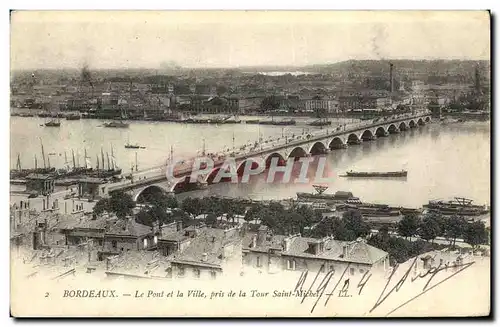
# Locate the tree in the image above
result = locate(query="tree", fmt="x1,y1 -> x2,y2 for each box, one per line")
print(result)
397,215 -> 420,239
419,215 -> 442,243
205,213 -> 217,227
181,197 -> 203,216
92,198 -> 109,216
444,215 -> 467,248
92,191 -> 135,219
244,204 -> 262,222
464,221 -> 489,250
332,217 -> 356,241
342,210 -> 370,239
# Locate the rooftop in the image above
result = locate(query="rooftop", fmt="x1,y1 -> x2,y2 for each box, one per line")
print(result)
171,227 -> 241,268
243,232 -> 388,266
105,218 -> 153,237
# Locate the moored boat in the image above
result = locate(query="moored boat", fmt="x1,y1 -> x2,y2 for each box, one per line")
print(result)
104,120 -> 129,128
341,170 -> 408,178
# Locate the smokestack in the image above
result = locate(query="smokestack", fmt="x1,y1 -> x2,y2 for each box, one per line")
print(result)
475,64 -> 481,94
389,63 -> 394,93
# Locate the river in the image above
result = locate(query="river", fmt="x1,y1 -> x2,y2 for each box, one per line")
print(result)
10,116 -> 490,209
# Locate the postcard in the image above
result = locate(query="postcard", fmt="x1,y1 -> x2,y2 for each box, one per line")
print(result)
10,10 -> 491,317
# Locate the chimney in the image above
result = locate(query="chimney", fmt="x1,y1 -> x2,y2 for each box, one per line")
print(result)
283,239 -> 290,252
342,245 -> 348,258
251,235 -> 257,248
257,225 -> 268,246
201,253 -> 208,262
389,63 -> 394,94
152,220 -> 159,235
176,221 -> 182,232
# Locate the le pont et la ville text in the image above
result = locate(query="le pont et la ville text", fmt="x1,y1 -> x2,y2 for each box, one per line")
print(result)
62,289 -> 319,299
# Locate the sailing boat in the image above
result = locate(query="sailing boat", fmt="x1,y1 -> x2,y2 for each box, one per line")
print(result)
45,111 -> 61,127
103,87 -> 130,128
125,134 -> 145,149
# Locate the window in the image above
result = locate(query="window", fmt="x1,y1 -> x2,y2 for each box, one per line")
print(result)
193,268 -> 201,278
166,268 -> 172,278
98,240 -> 103,246
350,268 -> 355,276
287,260 -> 296,271
178,267 -> 185,277
143,238 -> 148,249
329,265 -> 335,272
111,241 -> 117,249
359,269 -> 365,274
256,256 -> 262,268
320,265 -> 325,273
210,271 -> 217,279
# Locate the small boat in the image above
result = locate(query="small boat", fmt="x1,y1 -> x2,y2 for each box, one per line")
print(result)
341,170 -> 408,178
244,119 -> 260,124
125,144 -> 145,149
66,113 -> 81,120
103,120 -> 129,128
45,119 -> 61,127
307,119 -> 332,127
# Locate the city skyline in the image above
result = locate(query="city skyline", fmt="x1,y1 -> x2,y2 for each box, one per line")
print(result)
10,11 -> 490,70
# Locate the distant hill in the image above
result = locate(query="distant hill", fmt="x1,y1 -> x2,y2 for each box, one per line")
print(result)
302,59 -> 490,77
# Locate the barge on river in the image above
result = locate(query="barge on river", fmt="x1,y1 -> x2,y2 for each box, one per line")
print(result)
423,197 -> 489,216
341,170 -> 408,178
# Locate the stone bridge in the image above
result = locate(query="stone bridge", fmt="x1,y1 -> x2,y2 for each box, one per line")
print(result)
107,112 -> 432,202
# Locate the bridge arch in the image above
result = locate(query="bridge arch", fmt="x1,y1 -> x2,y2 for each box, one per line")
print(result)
308,141 -> 328,155
236,159 -> 260,177
360,129 -> 375,141
399,122 -> 408,131
264,152 -> 286,168
424,116 -> 431,123
409,120 -> 417,128
347,133 -> 361,145
288,146 -> 308,159
329,137 -> 345,150
417,118 -> 424,125
134,184 -> 169,203
375,126 -> 388,137
387,124 -> 399,134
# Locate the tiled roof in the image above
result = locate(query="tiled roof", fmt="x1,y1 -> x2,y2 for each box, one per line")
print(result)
105,219 -> 152,237
171,228 -> 241,268
107,250 -> 171,277
242,233 -> 286,253
284,237 -> 388,265
243,231 -> 388,265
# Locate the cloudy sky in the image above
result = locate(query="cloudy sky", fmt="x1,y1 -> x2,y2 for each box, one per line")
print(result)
10,11 -> 490,70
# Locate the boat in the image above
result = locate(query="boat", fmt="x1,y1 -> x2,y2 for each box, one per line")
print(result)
66,113 -> 81,120
45,119 -> 61,127
244,119 -> 260,124
296,185 -> 355,203
259,119 -> 296,126
341,170 -> 408,178
307,119 -> 332,127
125,135 -> 145,149
423,197 -> 489,216
103,120 -> 129,128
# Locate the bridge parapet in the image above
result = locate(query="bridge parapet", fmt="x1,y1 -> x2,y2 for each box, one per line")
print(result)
107,112 -> 431,198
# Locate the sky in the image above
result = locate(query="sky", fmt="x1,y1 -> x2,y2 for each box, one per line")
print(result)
10,11 -> 491,70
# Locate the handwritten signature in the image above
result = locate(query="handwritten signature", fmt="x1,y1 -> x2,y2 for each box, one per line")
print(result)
293,258 -> 475,315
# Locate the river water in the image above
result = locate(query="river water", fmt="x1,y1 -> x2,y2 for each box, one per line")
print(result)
10,116 -> 490,209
